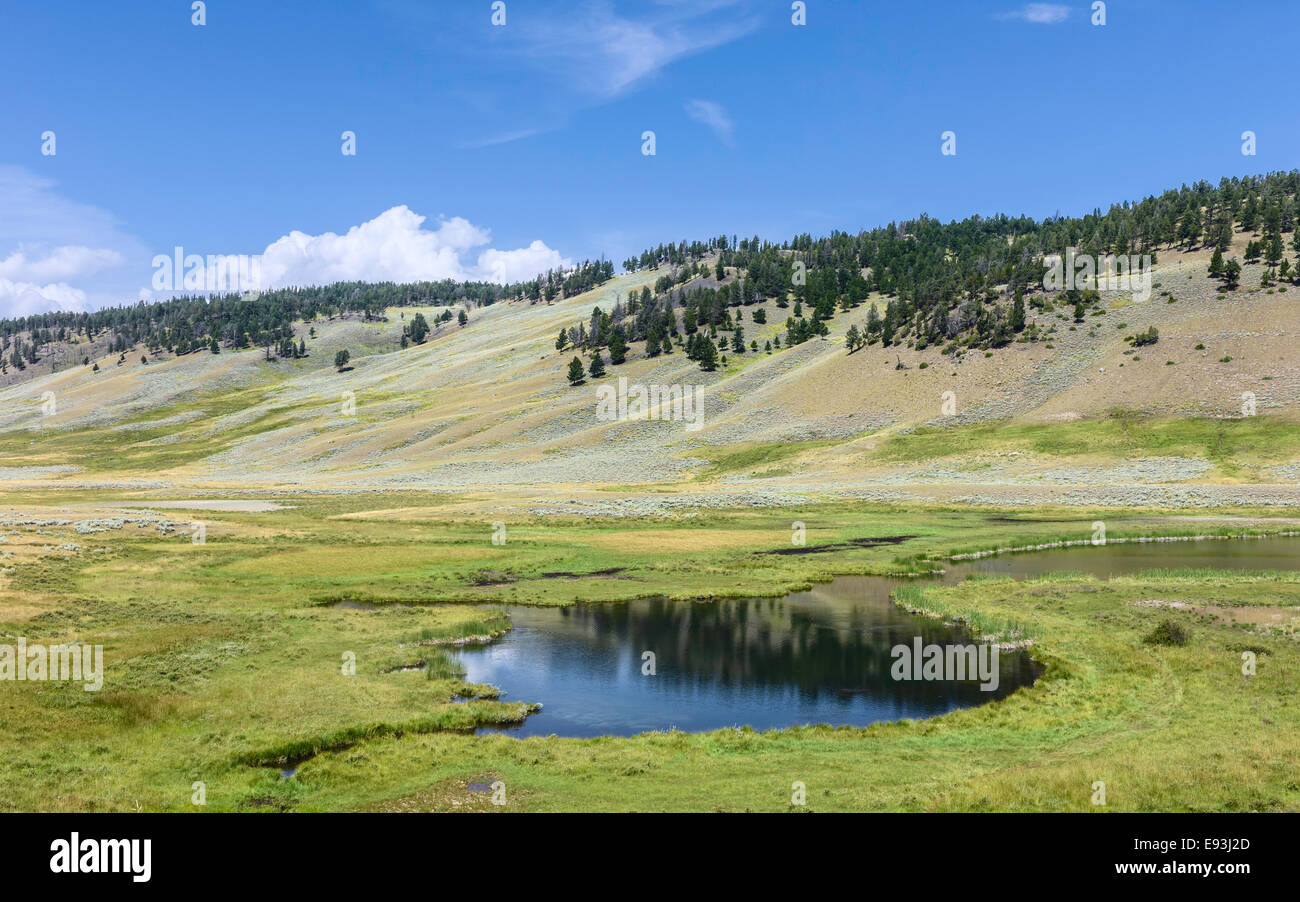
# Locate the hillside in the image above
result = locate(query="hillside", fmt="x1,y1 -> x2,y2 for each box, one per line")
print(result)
1,219 -> 1297,515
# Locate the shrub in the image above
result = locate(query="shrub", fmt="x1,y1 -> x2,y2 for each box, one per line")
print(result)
1131,326 -> 1159,347
1144,619 -> 1191,647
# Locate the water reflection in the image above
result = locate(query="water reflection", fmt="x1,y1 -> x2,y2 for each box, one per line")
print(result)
460,584 -> 1038,737
459,535 -> 1299,738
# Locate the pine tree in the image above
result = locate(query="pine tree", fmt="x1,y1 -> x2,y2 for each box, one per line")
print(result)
845,324 -> 862,353
608,326 -> 627,364
1208,247 -> 1224,276
1266,234 -> 1284,269
696,335 -> 718,371
1223,258 -> 1242,289
556,329 -> 568,351
588,352 -> 606,379
567,356 -> 585,385
1240,193 -> 1260,231
1010,292 -> 1026,333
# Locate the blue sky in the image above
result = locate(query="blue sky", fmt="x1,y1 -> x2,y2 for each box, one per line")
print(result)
1,0 -> 1296,315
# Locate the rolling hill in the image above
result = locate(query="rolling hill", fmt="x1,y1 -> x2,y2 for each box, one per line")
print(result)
1,198 -> 1298,516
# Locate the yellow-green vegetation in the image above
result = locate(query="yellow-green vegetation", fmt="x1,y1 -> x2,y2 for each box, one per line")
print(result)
0,383 -> 309,474
0,493 -> 1296,811
869,410 -> 1300,480
692,438 -> 843,480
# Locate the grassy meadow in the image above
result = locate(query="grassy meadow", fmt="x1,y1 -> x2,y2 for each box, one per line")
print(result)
0,488 -> 1296,812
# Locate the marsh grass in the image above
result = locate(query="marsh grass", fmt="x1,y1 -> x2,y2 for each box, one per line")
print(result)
404,610 -> 509,645
1129,567 -> 1297,581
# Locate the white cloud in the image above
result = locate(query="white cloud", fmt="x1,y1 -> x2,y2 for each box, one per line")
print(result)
0,246 -> 123,315
0,165 -> 567,316
0,246 -> 124,284
0,166 -> 148,316
0,279 -> 88,316
198,206 -> 568,291
999,3 -> 1071,24
476,240 -> 570,284
685,99 -> 735,145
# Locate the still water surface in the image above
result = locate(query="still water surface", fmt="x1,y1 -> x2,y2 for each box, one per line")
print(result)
458,536 -> 1299,737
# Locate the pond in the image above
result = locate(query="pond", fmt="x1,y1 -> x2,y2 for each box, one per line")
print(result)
457,535 -> 1299,738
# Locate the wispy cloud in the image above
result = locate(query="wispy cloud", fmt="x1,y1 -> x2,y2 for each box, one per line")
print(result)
998,3 -> 1071,24
533,1 -> 759,98
685,99 -> 735,145
458,127 -> 546,150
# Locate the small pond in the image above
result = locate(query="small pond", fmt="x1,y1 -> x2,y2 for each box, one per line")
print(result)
457,536 -> 1299,737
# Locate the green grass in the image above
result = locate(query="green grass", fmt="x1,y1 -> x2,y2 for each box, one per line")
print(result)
1128,567 -> 1299,581
0,382 -> 317,473
868,412 -> 1300,479
0,493 -> 1297,811
691,438 -> 843,479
